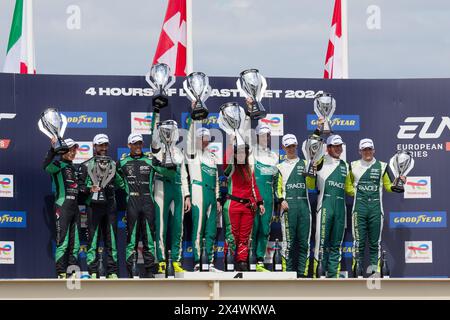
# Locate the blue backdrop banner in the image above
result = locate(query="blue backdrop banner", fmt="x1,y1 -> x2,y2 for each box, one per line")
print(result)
0,73 -> 448,278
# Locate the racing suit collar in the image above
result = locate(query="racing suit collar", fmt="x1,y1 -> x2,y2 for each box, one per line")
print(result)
130,153 -> 144,159
361,158 -> 376,167
325,154 -> 341,163
284,156 -> 299,164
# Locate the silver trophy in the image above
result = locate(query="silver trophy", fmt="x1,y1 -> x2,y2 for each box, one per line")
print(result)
86,156 -> 116,202
314,92 -> 336,134
236,69 -> 268,120
183,72 -> 211,121
302,135 -> 325,177
145,63 -> 176,109
218,102 -> 247,149
38,108 -> 69,154
389,151 -> 415,192
158,120 -> 179,169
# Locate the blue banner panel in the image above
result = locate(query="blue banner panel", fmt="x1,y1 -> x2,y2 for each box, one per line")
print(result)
0,73 -> 448,278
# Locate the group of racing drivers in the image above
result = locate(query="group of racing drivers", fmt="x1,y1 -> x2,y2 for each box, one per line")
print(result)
43,97 -> 405,279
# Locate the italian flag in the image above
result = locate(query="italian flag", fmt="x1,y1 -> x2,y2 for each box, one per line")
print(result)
3,0 -> 36,74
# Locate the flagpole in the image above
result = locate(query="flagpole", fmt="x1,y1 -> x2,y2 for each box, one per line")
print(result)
26,0 -> 35,73
342,0 -> 349,78
186,0 -> 193,74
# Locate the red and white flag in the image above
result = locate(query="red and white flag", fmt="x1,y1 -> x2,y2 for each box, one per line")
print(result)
153,0 -> 192,76
324,0 -> 348,79
3,0 -> 36,74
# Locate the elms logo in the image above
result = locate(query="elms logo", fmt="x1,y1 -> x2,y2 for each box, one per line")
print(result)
405,241 -> 432,263
397,117 -> 450,139
404,176 -> 431,199
0,175 -> 14,198
259,114 -> 284,136
131,112 -> 153,135
390,211 -> 446,228
62,112 -> 107,128
307,115 -> 360,131
0,241 -> 14,264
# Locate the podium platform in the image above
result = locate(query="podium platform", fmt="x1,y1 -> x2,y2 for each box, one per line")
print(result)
1,278 -> 450,300
155,271 -> 298,280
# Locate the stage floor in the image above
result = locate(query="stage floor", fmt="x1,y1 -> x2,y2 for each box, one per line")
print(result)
1,276 -> 449,300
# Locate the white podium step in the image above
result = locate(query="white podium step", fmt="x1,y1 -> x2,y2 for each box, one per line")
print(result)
154,271 -> 298,280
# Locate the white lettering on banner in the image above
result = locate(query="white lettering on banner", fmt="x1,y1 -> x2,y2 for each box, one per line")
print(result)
397,117 -> 450,139
396,143 -> 444,158
84,88 -> 322,99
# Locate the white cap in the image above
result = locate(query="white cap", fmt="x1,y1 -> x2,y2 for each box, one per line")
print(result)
196,127 -> 211,138
93,133 -> 109,145
256,123 -> 271,135
282,134 -> 298,147
326,134 -> 344,146
359,138 -> 374,150
128,133 -> 143,144
64,138 -> 79,149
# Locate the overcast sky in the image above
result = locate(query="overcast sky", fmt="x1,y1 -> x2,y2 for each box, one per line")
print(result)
1,0 -> 450,78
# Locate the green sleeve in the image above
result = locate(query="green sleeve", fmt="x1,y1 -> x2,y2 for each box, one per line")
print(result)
45,162 -> 61,174
114,172 -> 125,190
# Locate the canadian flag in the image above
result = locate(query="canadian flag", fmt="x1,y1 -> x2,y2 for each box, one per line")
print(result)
3,0 -> 36,74
153,0 -> 191,76
324,0 -> 348,79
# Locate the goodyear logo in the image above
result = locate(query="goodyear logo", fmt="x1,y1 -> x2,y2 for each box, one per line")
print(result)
278,149 -> 288,162
0,211 -> 27,228
117,211 -> 126,229
307,115 -> 360,131
342,242 -> 353,258
182,241 -> 225,258
181,112 -> 220,129
62,112 -> 107,128
390,211 -> 447,228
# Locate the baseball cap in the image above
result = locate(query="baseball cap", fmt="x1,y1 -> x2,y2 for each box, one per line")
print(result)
326,134 -> 344,146
196,127 -> 211,138
93,133 -> 109,145
359,138 -> 374,150
128,133 -> 143,144
256,123 -> 271,135
64,138 -> 79,149
282,134 -> 298,147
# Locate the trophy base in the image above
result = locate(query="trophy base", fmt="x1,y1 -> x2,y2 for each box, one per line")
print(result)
161,163 -> 177,170
54,145 -> 69,155
153,94 -> 168,109
391,186 -> 405,193
302,172 -> 316,178
248,109 -> 267,121
191,108 -> 209,121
